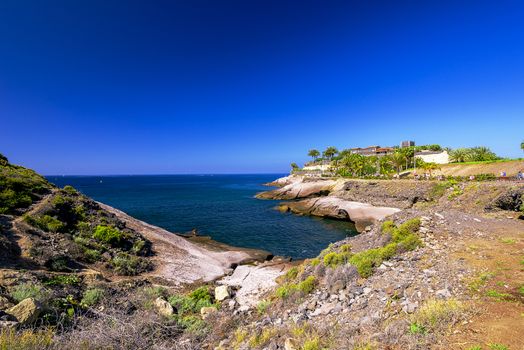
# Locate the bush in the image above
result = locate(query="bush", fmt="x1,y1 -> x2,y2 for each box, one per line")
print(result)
43,275 -> 80,286
24,214 -> 65,233
411,299 -> 465,333
62,185 -> 77,194
323,250 -> 351,268
81,288 -> 105,307
297,276 -> 316,294
110,253 -> 151,276
10,283 -> 50,303
45,256 -> 73,272
168,286 -> 215,315
93,225 -> 125,245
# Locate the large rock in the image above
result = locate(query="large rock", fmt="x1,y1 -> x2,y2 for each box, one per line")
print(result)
214,285 -> 230,302
154,297 -> 174,317
200,306 -> 218,320
6,298 -> 42,324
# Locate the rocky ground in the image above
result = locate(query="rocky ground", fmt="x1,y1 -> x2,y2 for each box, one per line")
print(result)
206,175 -> 524,350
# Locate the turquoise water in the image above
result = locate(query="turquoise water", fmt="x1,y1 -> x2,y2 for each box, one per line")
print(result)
46,174 -> 357,259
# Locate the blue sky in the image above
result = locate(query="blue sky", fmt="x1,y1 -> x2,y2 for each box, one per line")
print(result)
1,0 -> 523,174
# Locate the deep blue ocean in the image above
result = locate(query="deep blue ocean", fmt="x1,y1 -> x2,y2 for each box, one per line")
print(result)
46,174 -> 357,259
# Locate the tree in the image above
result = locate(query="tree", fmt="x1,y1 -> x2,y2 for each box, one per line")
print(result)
449,148 -> 469,163
521,141 -> 524,152
290,162 -> 299,172
307,149 -> 320,161
389,151 -> 407,176
322,146 -> 339,161
420,161 -> 440,177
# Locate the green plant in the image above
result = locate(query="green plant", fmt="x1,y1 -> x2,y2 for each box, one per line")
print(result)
256,300 -> 270,315
297,276 -> 316,294
110,252 -> 151,275
485,290 -> 512,300
302,337 -> 321,350
285,267 -> 299,280
93,225 -> 125,245
467,346 -> 482,350
62,185 -> 77,194
488,344 -> 509,350
168,286 -> 216,315
411,299 -> 465,333
81,288 -> 104,307
25,214 -> 65,233
10,283 -> 50,303
43,275 -> 80,286
409,322 -> 426,334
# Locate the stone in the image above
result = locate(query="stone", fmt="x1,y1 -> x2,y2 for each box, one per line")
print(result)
154,297 -> 174,317
330,280 -> 345,293
436,288 -> 452,299
284,338 -> 297,350
0,296 -> 13,310
363,287 -> 372,295
200,306 -> 218,320
214,285 -> 230,302
6,298 -> 42,325
401,300 -> 418,313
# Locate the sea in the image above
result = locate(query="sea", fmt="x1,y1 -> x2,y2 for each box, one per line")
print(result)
46,174 -> 357,260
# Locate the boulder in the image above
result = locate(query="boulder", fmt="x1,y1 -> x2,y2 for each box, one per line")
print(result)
154,297 -> 174,317
200,306 -> 218,320
6,298 -> 42,324
214,285 -> 230,302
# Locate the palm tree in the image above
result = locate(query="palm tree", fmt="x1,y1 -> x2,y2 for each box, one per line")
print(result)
449,148 -> 469,163
420,161 -> 440,178
322,146 -> 339,161
290,163 -> 299,173
307,149 -> 320,161
389,152 -> 407,176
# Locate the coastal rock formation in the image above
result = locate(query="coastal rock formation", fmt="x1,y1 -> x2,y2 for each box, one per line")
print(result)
280,197 -> 401,231
257,178 -> 344,200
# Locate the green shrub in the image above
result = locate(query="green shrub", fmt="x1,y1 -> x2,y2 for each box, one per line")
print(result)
62,185 -> 77,194
256,300 -> 270,315
309,258 -> 320,266
297,276 -> 316,294
82,248 -> 102,263
81,288 -> 104,307
110,253 -> 151,275
411,299 -> 465,333
168,286 -> 215,315
45,256 -> 72,272
177,315 -> 207,333
349,218 -> 421,277
323,251 -> 351,268
285,267 -> 299,280
93,225 -> 125,245
10,283 -> 50,303
381,220 -> 396,234
24,214 -> 65,233
43,275 -> 80,286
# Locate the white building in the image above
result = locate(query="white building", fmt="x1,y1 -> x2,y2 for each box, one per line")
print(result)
415,150 -> 450,164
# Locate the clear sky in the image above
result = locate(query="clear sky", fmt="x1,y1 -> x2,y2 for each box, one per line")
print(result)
1,1 -> 523,175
